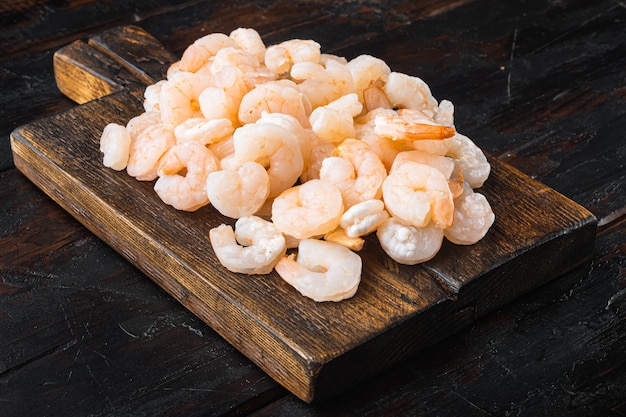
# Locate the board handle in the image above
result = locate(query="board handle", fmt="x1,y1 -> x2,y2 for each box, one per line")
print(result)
53,25 -> 177,104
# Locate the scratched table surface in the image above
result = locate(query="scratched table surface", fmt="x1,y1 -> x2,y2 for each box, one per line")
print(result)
1,1 -> 625,416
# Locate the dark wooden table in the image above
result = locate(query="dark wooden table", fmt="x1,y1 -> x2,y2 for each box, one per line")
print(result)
2,1 -> 625,415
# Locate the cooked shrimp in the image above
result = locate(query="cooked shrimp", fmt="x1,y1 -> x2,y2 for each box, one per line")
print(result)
160,72 -> 214,126
210,46 -> 260,75
237,80 -> 311,127
382,161 -> 454,229
274,238 -> 361,302
271,179 -> 344,240
206,161 -> 271,219
340,199 -> 389,238
446,133 -> 491,189
229,28 -> 266,64
126,111 -> 161,141
383,71 -> 438,112
299,141 -> 335,183
143,80 -> 165,112
179,32 -> 237,73
374,111 -> 456,141
209,215 -> 286,275
231,122 -> 303,198
256,112 -> 315,165
173,117 -> 234,145
444,183 -> 495,245
309,105 -> 355,143
376,217 -> 444,265
126,123 -> 176,181
295,59 -> 355,109
100,123 -> 131,171
265,39 -> 321,75
347,54 -> 391,107
391,150 -> 455,179
319,138 -> 387,208
154,142 -> 219,211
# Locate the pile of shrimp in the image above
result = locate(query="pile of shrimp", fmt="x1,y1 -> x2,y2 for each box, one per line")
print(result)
99,28 -> 495,303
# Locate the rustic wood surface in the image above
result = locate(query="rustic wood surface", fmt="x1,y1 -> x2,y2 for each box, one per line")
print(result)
10,24 -> 597,403
1,0 -> 625,415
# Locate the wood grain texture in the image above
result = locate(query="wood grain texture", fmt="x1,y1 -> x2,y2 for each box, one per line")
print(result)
9,25 -> 598,402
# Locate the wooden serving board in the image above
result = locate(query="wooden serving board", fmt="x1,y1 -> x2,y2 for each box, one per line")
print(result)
10,26 -> 597,403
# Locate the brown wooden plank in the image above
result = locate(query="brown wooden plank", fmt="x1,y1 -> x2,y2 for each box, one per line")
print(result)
9,25 -> 598,403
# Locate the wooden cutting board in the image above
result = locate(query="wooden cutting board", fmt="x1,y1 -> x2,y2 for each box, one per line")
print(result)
10,25 -> 598,403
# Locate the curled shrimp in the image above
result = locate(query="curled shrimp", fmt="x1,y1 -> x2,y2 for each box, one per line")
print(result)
126,111 -> 162,141
376,217 -> 444,265
347,54 -> 391,108
391,150 -> 455,179
308,93 -> 362,144
206,161 -> 271,219
159,72 -> 214,127
209,215 -> 286,275
173,117 -> 234,145
274,238 -> 361,302
179,32 -> 237,73
309,105 -> 355,144
100,123 -> 131,171
230,121 -> 303,198
446,133 -> 491,189
154,142 -> 220,211
293,59 -> 355,109
383,71 -> 438,112
382,161 -> 454,229
265,39 -> 321,75
126,123 -> 176,181
340,199 -> 389,238
444,183 -> 495,245
319,138 -> 387,209
229,28 -> 266,64
271,179 -> 344,240
237,79 -> 311,127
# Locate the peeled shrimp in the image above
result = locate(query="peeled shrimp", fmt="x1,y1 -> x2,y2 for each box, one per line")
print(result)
444,183 -> 495,245
179,32 -> 237,73
271,179 -> 344,240
230,122 -> 303,198
376,217 -> 444,265
274,238 -> 361,302
347,54 -> 391,107
209,215 -> 286,275
126,111 -> 162,141
319,138 -> 387,209
126,123 -> 176,181
446,133 -> 491,189
154,142 -> 219,211
159,72 -> 214,127
340,199 -> 389,238
100,123 -> 132,171
206,161 -> 270,219
383,71 -> 438,112
265,39 -> 321,75
294,59 -> 355,109
173,117 -> 234,145
382,161 -> 454,229
237,80 -> 311,127
229,28 -> 266,64
391,150 -> 455,179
